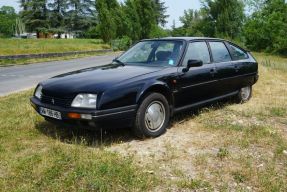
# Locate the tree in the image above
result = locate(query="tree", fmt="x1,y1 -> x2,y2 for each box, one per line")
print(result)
48,0 -> 68,31
95,0 -> 118,42
134,0 -> 157,39
122,0 -> 141,41
202,0 -> 245,39
180,9 -> 196,29
66,0 -> 96,35
243,0 -> 287,54
244,0 -> 266,12
20,0 -> 30,11
153,0 -> 169,27
20,0 -> 49,37
0,6 -> 17,37
173,0 -> 244,39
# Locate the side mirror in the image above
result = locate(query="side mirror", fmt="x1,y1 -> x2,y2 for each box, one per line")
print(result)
183,60 -> 203,72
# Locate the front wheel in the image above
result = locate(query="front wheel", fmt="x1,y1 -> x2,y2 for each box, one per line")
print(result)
236,86 -> 252,103
133,93 -> 170,138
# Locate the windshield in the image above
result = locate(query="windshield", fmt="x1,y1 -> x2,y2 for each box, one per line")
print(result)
116,40 -> 184,66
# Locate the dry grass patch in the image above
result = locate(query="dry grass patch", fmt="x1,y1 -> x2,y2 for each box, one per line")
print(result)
108,53 -> 287,191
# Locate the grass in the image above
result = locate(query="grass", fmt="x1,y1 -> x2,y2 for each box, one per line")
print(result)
0,52 -> 286,191
171,52 -> 287,191
0,38 -> 112,67
253,52 -> 287,72
0,39 -> 110,56
0,52 -> 113,67
0,91 -> 156,191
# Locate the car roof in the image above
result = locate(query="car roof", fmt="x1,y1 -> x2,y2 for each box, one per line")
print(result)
143,37 -> 225,41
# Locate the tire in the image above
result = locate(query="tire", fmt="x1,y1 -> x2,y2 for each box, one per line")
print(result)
236,86 -> 252,103
133,93 -> 170,138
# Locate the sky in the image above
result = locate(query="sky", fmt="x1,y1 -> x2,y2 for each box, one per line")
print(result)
0,0 -> 202,28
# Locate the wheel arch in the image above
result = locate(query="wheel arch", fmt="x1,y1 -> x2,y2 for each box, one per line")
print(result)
136,83 -> 174,113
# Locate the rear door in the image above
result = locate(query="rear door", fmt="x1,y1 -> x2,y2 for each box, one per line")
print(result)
208,41 -> 237,96
225,42 -> 256,89
175,41 -> 218,108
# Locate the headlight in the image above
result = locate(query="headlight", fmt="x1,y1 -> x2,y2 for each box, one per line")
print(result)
71,94 -> 97,108
34,85 -> 43,99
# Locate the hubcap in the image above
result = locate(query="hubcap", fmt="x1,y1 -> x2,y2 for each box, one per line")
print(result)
241,86 -> 251,100
145,101 -> 166,132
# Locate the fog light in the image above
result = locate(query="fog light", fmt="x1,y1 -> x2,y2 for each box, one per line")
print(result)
81,114 -> 92,120
68,113 -> 81,119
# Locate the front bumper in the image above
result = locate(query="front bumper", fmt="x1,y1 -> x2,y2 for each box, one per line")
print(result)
30,97 -> 137,125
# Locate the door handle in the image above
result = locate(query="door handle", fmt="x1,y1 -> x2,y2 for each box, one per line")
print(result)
234,65 -> 239,72
210,68 -> 216,73
210,68 -> 217,76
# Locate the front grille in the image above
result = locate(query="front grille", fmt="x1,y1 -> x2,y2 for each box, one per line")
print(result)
41,94 -> 73,108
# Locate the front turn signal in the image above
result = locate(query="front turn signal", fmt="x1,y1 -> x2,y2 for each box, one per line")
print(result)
68,113 -> 81,119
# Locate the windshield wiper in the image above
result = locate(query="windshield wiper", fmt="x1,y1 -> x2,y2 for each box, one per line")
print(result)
113,59 -> 125,66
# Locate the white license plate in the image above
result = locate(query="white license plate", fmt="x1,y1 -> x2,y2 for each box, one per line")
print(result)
40,107 -> 62,120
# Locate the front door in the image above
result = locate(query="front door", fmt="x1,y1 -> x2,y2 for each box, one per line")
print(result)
175,41 -> 218,108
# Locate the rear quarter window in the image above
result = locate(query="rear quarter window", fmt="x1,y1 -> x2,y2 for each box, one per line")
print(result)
228,43 -> 249,60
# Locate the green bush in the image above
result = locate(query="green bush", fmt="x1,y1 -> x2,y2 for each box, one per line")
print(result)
243,0 -> 287,55
149,25 -> 169,39
111,36 -> 132,51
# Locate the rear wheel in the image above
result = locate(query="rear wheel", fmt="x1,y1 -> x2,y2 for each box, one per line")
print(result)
133,93 -> 170,138
236,86 -> 252,103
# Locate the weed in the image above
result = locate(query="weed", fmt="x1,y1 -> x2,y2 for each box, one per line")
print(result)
217,148 -> 229,160
177,178 -> 211,190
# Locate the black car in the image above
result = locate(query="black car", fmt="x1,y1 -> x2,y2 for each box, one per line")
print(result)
31,37 -> 258,138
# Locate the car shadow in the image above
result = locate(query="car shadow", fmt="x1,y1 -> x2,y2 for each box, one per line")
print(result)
35,121 -> 134,147
170,99 -> 232,126
35,99 -> 233,147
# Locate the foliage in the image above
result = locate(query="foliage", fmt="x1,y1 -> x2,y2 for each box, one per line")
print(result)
177,9 -> 207,36
20,0 -> 96,37
154,0 -> 169,27
172,0 -> 244,39
122,0 -> 142,41
202,0 -> 245,39
150,25 -> 170,39
20,0 -> 49,36
66,0 -> 95,33
95,0 -> 118,43
84,26 -> 100,39
13,17 -> 26,37
95,0 -> 168,43
170,0 -> 286,55
0,6 -> 17,37
243,0 -> 287,54
135,0 -> 157,39
111,36 -> 132,51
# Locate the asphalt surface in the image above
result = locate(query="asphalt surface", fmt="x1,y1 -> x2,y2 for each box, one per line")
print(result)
0,53 -> 119,96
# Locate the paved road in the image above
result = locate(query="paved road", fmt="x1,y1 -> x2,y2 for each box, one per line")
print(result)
0,53 -> 119,96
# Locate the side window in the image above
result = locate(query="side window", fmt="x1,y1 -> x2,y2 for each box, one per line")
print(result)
228,43 -> 248,60
209,42 -> 231,63
183,42 -> 210,66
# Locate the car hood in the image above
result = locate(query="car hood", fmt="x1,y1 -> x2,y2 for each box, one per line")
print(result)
41,64 -> 164,97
